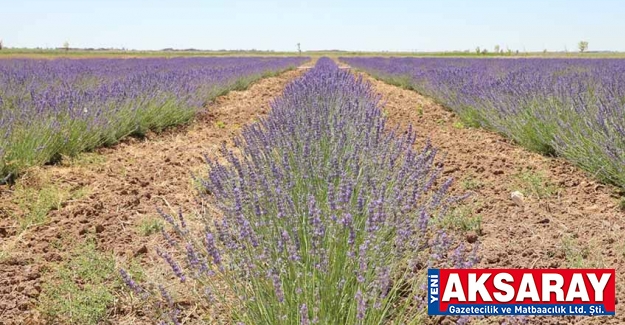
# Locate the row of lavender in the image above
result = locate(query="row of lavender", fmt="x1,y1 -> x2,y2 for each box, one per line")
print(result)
341,57 -> 625,189
0,57 -> 307,179
122,58 -> 475,324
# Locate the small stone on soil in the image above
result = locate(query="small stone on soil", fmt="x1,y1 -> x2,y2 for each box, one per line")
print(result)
134,245 -> 148,257
465,232 -> 478,243
486,256 -> 500,264
510,191 -> 525,206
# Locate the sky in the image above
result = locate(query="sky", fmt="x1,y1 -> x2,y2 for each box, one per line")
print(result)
1,0 -> 624,52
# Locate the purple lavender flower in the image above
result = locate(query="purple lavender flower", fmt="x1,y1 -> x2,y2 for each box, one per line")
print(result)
204,232 -> 222,266
159,284 -> 174,307
355,289 -> 366,320
119,268 -> 142,295
300,304 -> 310,325
148,57 -> 479,324
157,248 -> 186,282
270,270 -> 284,303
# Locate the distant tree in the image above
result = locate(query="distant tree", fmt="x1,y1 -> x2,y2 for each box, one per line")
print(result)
0,39 -> 3,50
297,43 -> 301,55
507,49 -> 512,55
475,46 -> 481,54
63,41 -> 70,52
494,45 -> 500,53
481,48 -> 488,55
578,41 -> 589,53
543,49 -> 548,54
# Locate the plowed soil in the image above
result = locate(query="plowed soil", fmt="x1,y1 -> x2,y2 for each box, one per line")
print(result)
359,72 -> 625,325
0,68 -> 304,325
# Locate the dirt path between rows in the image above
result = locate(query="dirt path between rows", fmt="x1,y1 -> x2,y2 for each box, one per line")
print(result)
0,68 -> 304,325
358,72 -> 625,324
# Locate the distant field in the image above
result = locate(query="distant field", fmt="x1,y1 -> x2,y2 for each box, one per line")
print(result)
0,56 -> 308,179
341,56 -> 625,189
3,48 -> 625,59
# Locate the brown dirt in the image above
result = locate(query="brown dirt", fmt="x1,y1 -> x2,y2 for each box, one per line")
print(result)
0,68 -> 303,325
360,72 -> 625,324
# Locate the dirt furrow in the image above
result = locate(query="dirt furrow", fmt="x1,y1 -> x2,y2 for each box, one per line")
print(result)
361,73 -> 625,325
0,68 -> 303,325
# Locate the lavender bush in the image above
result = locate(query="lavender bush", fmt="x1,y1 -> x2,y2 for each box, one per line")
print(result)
0,57 -> 307,179
341,57 -> 625,189
122,58 -> 475,324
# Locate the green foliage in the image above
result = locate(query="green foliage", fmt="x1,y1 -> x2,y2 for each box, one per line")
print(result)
561,235 -> 605,268
455,107 -> 486,128
512,169 -> 558,199
215,121 -> 226,129
137,217 -> 163,236
618,197 -> 625,212
14,184 -> 65,230
39,240 -> 118,325
437,205 -> 483,235
578,41 -> 589,53
69,152 -> 107,167
461,175 -> 483,190
498,102 -> 559,155
384,74 -> 415,90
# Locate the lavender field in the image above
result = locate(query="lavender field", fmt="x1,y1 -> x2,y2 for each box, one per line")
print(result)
341,57 -> 625,189
0,57 -> 307,180
118,58 -> 476,324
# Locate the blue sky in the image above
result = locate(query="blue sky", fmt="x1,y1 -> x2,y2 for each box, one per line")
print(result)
1,0 -> 623,52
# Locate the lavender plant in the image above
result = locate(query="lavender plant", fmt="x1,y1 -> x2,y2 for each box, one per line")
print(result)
0,57 -> 308,180
340,57 -> 625,189
122,58 -> 475,324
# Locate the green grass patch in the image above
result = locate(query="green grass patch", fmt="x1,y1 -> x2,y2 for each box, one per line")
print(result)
511,169 -> 558,199
68,152 -> 107,167
416,106 -> 423,117
437,204 -> 483,235
14,184 -> 66,230
561,235 -> 605,268
13,181 -> 89,231
137,217 -> 163,236
456,107 -> 487,128
38,240 -> 117,325
461,175 -> 484,191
